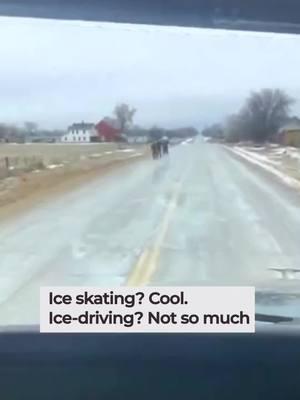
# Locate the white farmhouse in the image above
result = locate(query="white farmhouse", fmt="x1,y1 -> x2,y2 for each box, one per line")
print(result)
61,122 -> 97,143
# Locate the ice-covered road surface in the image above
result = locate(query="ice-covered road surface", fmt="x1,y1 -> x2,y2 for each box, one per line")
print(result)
1,137 -> 300,324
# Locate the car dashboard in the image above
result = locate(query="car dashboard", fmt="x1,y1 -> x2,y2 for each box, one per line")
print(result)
0,328 -> 300,399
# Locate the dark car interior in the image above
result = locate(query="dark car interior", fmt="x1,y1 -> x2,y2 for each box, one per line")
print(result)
1,330 -> 300,399
2,1 -> 300,398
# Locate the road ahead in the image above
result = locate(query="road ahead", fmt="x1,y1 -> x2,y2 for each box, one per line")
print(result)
1,138 -> 300,324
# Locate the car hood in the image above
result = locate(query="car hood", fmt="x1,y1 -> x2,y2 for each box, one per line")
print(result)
158,277 -> 300,326
256,290 -> 300,319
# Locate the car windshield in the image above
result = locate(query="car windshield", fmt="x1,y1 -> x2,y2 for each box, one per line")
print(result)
0,17 -> 300,325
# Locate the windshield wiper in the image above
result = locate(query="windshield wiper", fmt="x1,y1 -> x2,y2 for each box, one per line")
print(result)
255,313 -> 295,324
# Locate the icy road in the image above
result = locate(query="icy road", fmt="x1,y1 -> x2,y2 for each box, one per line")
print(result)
1,137 -> 300,324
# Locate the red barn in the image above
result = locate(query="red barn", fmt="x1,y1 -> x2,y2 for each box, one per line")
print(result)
95,119 -> 122,142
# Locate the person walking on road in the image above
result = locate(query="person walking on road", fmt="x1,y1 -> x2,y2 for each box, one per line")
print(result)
161,136 -> 169,155
156,139 -> 162,158
151,140 -> 158,159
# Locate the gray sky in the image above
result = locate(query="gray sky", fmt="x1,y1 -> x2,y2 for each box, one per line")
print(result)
1,16 -> 300,130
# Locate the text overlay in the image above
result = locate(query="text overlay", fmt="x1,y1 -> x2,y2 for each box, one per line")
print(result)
40,286 -> 255,333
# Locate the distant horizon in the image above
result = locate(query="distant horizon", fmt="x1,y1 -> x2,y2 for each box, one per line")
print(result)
0,119 -> 201,133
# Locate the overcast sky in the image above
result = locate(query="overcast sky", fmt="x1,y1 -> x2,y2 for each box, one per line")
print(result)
1,16 -> 300,130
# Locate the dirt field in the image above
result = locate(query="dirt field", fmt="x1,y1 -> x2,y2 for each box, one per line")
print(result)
0,142 -> 149,218
0,142 -> 146,172
0,142 -> 124,166
0,142 -> 119,156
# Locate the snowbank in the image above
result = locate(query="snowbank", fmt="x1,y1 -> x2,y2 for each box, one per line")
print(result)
227,146 -> 300,190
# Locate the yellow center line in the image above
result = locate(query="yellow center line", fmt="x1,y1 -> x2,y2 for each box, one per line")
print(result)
126,179 -> 183,286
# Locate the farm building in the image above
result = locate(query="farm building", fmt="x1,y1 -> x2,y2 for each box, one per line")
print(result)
61,122 -> 97,143
95,118 -> 126,142
278,117 -> 300,147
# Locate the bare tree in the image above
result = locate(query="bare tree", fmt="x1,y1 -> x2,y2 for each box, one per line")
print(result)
114,104 -> 136,133
0,124 -> 25,142
224,112 -> 251,142
240,89 -> 294,142
202,123 -> 223,139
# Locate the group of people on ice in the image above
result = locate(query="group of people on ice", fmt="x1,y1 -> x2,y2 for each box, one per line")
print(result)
151,136 -> 169,159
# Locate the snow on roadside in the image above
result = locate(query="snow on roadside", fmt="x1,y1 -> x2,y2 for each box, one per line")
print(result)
47,164 -> 64,169
127,153 -> 143,158
227,146 -> 300,190
285,147 -> 300,161
181,139 -> 193,145
244,146 -> 266,152
89,153 -> 103,158
233,146 -> 280,166
272,148 -> 287,155
118,148 -> 135,153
